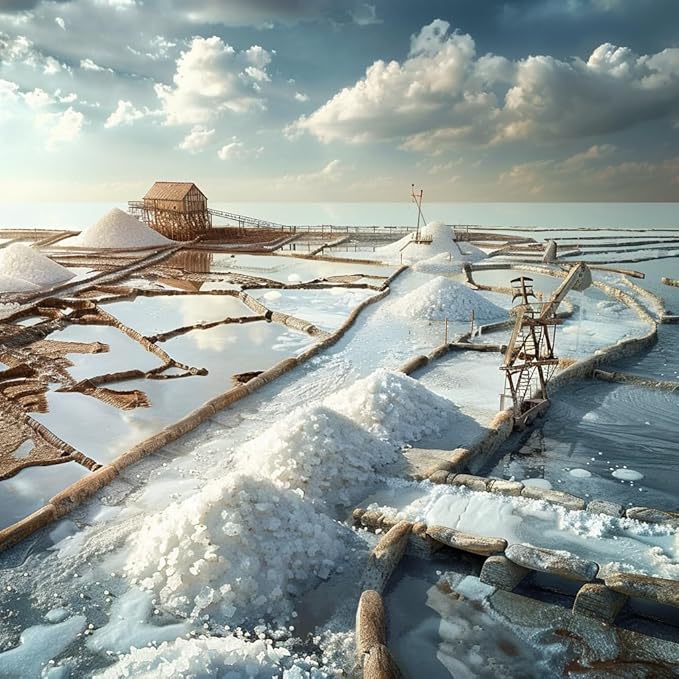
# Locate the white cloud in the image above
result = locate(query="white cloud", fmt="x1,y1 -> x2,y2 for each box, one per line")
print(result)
179,124 -> 215,153
351,3 -> 381,26
0,33 -> 68,74
217,136 -> 264,160
36,106 -> 85,151
294,91 -> 309,102
104,99 -> 146,128
80,57 -> 113,72
278,159 -> 346,186
22,87 -> 52,108
55,17 -> 66,30
154,36 -> 273,125
291,20 -> 679,152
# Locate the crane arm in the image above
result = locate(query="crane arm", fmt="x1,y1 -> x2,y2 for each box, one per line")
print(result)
538,262 -> 592,322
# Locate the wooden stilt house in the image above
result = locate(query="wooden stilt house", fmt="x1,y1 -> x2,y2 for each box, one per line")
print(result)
129,182 -> 211,241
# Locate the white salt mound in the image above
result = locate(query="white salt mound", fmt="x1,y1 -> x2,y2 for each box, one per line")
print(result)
390,276 -> 505,321
324,368 -> 452,445
94,636 -> 294,679
73,208 -> 171,249
377,221 -> 487,266
124,474 -> 346,623
237,405 -> 396,507
0,243 -> 74,289
0,273 -> 39,294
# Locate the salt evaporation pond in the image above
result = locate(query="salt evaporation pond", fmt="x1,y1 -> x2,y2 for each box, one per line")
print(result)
33,321 -> 315,463
99,294 -> 257,336
386,560 -> 549,679
252,287 -> 378,331
486,379 -> 679,511
0,463 -> 90,531
1,220 -> 678,676
208,252 -> 395,283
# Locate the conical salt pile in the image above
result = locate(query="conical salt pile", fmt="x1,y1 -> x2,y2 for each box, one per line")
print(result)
390,276 -> 506,321
0,243 -> 74,289
0,273 -> 40,294
376,221 -> 487,266
73,208 -> 172,249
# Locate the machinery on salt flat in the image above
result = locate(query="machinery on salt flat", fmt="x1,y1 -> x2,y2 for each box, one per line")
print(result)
500,262 -> 592,426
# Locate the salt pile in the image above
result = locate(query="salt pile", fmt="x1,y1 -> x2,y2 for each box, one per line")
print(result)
377,221 -> 487,266
0,273 -> 39,294
0,243 -> 74,290
390,276 -> 506,321
324,369 -> 452,445
95,636 -> 289,679
124,474 -> 346,622
72,208 -> 172,249
237,405 -> 396,506
95,635 -> 329,679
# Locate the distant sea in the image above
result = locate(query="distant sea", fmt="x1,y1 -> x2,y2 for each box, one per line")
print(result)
0,202 -> 677,231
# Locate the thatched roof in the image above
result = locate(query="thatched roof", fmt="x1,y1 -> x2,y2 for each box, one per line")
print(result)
144,182 -> 206,201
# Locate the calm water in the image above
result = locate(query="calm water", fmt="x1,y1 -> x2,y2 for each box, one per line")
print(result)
0,202 -> 677,230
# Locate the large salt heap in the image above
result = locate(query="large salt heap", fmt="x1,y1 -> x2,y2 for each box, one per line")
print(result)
377,221 -> 487,267
323,369 -> 453,445
0,273 -> 39,294
237,405 -> 396,506
390,276 -> 506,321
0,243 -> 74,291
72,208 -> 172,249
124,474 -> 347,623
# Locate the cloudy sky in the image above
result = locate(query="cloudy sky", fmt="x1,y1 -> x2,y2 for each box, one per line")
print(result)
1,0 -> 678,202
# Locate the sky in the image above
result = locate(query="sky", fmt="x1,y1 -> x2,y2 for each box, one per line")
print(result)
0,0 -> 678,202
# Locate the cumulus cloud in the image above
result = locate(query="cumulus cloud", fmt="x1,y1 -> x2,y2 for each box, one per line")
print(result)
291,20 -> 679,152
104,99 -> 146,127
0,32 -> 68,73
294,91 -> 309,102
22,86 -> 52,108
35,106 -> 84,150
154,36 -> 273,125
178,124 -> 215,153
